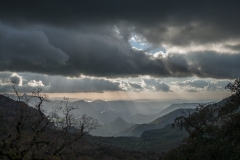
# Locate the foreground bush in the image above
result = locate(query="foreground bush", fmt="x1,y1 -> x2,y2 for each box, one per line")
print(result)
163,79 -> 240,160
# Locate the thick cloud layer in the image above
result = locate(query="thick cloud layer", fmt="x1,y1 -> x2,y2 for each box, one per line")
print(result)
0,72 -> 121,93
1,0 -> 240,44
0,24 -> 68,64
1,23 -> 172,77
0,0 -> 240,79
0,72 -> 171,93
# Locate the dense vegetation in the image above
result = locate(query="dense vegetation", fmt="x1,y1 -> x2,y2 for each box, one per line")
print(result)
162,79 -> 240,160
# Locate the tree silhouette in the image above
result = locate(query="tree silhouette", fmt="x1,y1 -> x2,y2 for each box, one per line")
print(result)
0,82 -> 99,160
162,79 -> 240,160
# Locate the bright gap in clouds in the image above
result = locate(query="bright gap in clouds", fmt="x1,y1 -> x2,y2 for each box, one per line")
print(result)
128,33 -> 166,54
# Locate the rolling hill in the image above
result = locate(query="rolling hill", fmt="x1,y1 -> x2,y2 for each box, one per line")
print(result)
116,108 -> 195,137
91,117 -> 135,136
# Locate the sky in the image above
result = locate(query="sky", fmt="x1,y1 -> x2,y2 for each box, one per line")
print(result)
0,0 -> 239,101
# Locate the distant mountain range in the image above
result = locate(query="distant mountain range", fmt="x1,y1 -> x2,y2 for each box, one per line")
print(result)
91,102 -> 199,137
2,93 -> 202,130
153,103 -> 199,118
2,93 -> 168,124
0,93 -> 227,156
91,117 -> 135,136
116,108 -> 196,137
0,94 -> 161,159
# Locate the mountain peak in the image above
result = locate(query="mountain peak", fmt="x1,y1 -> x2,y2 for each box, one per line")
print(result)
111,117 -> 129,126
114,117 -> 125,123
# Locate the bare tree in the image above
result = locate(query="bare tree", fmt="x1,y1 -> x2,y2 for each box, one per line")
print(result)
0,82 -> 99,160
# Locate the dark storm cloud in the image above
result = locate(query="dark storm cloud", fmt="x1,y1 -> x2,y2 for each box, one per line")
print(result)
1,0 -> 240,45
1,24 -> 240,78
186,52 -> 240,78
0,24 -> 171,77
0,0 -> 240,79
0,23 -> 69,64
165,51 -> 240,79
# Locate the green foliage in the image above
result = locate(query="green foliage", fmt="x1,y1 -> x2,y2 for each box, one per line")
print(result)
163,79 -> 240,160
